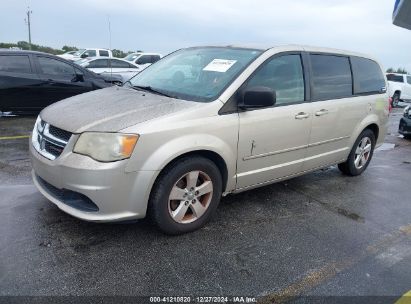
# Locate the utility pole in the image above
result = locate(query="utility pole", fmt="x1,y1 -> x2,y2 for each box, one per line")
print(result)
24,7 -> 33,50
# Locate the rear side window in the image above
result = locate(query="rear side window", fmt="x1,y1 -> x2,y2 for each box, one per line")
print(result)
387,74 -> 404,83
99,50 -> 109,57
151,55 -> 161,63
407,76 -> 411,85
110,59 -> 131,68
0,55 -> 32,73
310,54 -> 352,100
136,55 -> 152,65
37,57 -> 75,76
88,59 -> 109,68
351,57 -> 385,94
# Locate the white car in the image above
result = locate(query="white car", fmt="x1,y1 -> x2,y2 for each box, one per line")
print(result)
76,57 -> 140,82
123,52 -> 162,70
58,48 -> 113,61
386,73 -> 411,107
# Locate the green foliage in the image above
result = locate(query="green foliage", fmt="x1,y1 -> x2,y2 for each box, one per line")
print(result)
62,45 -> 78,52
387,67 -> 408,74
396,68 -> 408,74
0,41 -> 134,57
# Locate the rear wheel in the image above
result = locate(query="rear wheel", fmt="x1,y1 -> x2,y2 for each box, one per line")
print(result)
149,156 -> 222,235
338,129 -> 376,176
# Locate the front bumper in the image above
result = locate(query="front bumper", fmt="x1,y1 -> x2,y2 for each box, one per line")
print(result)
399,116 -> 411,135
30,136 -> 159,222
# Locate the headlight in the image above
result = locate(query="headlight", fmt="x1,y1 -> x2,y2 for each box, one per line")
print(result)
73,132 -> 139,162
404,106 -> 410,115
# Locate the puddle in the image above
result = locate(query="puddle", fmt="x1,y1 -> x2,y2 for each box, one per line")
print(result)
376,143 -> 396,152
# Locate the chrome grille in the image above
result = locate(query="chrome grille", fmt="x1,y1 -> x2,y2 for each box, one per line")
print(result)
32,118 -> 72,160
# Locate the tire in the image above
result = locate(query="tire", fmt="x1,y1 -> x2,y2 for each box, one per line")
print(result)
338,129 -> 376,176
404,135 -> 411,140
392,93 -> 400,108
149,156 -> 222,235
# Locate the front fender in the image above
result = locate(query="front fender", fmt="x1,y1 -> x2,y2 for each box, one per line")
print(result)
125,133 -> 238,191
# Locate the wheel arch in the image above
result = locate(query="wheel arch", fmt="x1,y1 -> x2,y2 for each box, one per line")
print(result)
155,150 -> 229,192
365,123 -> 379,142
349,115 -> 381,150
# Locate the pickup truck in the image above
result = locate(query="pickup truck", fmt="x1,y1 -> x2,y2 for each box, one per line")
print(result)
58,48 -> 113,62
387,73 -> 411,107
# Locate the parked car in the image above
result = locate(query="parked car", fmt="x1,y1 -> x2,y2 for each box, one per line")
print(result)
399,105 -> 411,139
386,73 -> 411,107
75,57 -> 141,82
31,45 -> 389,234
123,52 -> 162,70
58,48 -> 112,61
0,50 -> 121,114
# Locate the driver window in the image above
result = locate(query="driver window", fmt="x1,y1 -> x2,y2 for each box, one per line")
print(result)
247,54 -> 305,105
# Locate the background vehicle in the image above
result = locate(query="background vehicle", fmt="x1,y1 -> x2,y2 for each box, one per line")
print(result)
386,73 -> 411,107
123,52 -> 162,70
0,50 -> 121,114
399,105 -> 411,139
58,48 -> 112,61
31,46 -> 389,234
76,57 -> 140,82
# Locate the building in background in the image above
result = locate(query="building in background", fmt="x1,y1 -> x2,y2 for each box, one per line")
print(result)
393,0 -> 411,30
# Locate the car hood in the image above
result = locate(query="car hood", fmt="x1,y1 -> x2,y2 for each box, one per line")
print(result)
40,86 -> 199,133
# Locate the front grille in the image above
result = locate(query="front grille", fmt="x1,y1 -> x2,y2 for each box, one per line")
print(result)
32,118 -> 73,160
45,141 -> 64,157
49,125 -> 72,142
37,175 -> 99,212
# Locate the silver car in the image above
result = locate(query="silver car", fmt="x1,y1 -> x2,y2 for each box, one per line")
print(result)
31,45 -> 390,234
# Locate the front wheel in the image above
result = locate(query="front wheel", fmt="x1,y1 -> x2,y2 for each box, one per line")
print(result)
149,156 -> 222,235
338,129 -> 376,176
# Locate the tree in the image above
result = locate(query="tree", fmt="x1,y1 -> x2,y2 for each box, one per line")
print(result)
386,67 -> 395,73
62,45 -> 78,52
396,68 -> 408,74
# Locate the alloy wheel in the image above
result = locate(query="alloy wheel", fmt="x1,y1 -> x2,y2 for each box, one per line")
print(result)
168,170 -> 213,224
354,137 -> 372,169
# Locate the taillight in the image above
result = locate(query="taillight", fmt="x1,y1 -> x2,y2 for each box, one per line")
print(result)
388,97 -> 393,112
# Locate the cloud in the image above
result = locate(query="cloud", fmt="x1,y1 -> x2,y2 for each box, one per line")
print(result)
1,0 -> 410,70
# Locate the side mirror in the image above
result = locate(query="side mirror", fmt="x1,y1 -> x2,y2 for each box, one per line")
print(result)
239,86 -> 276,109
81,53 -> 88,59
72,73 -> 84,82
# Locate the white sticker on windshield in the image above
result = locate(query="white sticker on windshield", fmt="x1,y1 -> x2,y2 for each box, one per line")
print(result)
203,59 -> 237,73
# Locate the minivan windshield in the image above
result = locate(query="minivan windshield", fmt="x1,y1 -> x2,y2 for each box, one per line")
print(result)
127,47 -> 262,102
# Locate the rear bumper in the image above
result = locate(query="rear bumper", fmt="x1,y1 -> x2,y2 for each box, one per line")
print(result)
399,116 -> 411,135
30,137 -> 159,222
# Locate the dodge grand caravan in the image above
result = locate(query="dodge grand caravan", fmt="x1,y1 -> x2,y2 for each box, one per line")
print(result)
31,45 -> 390,234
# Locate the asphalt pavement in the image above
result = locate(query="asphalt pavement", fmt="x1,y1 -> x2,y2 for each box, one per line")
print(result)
0,109 -> 410,303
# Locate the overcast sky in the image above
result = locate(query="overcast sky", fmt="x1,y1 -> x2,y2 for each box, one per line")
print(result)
1,0 -> 410,71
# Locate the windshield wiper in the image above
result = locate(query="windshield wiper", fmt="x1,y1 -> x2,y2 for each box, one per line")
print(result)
131,85 -> 177,99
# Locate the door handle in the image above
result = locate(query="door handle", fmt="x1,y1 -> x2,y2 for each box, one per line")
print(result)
295,112 -> 310,120
47,79 -> 55,84
315,109 -> 329,116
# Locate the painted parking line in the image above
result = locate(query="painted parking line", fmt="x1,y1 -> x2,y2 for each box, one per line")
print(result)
259,224 -> 411,304
395,290 -> 411,304
0,135 -> 30,140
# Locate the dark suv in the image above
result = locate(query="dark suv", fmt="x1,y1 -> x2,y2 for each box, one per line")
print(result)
0,50 -> 122,114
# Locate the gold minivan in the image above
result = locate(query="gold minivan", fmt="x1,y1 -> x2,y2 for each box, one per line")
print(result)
31,45 -> 390,234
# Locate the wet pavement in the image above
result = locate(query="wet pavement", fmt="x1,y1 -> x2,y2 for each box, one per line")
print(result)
0,109 -> 410,303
